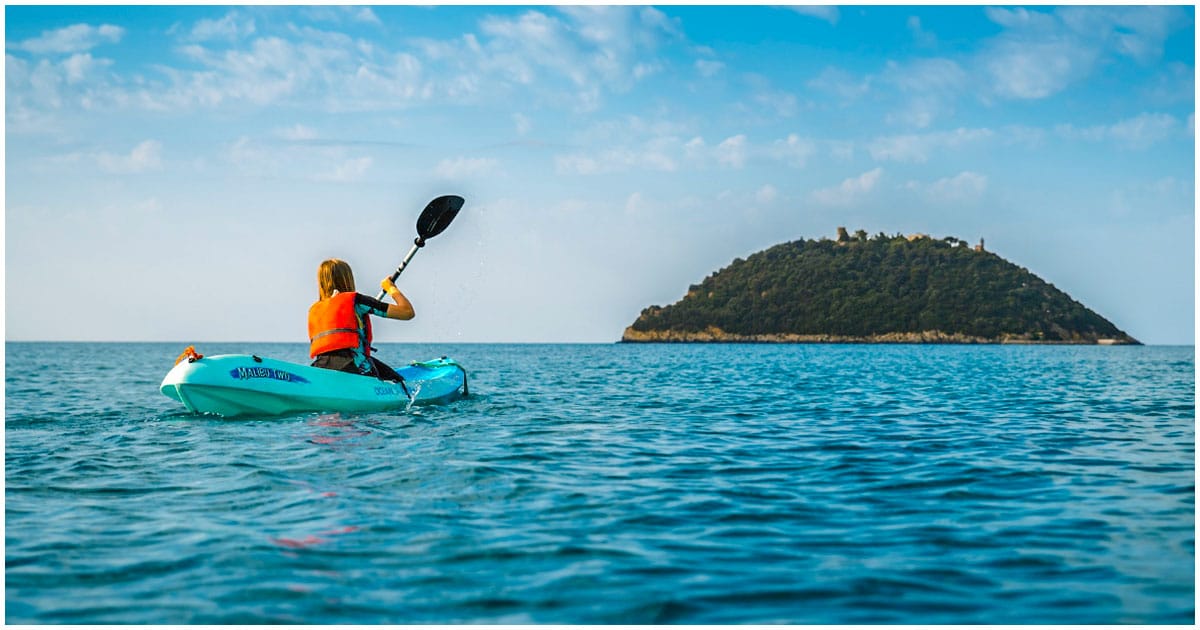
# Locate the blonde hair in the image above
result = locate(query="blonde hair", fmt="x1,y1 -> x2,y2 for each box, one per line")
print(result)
317,258 -> 356,300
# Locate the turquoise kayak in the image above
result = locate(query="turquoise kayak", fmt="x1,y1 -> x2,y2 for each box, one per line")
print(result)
160,353 -> 467,417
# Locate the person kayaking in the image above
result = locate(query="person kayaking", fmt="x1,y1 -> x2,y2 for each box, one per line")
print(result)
308,258 -> 413,382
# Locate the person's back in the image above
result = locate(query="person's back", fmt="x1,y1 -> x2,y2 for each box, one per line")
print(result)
308,258 -> 414,381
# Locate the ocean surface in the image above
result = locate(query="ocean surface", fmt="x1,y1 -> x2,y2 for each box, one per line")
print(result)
5,342 -> 1194,624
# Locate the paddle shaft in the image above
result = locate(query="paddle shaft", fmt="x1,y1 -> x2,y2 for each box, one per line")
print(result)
374,194 -> 464,301
375,240 -> 422,301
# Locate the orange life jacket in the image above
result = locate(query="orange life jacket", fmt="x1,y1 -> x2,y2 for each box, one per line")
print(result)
308,292 -> 372,358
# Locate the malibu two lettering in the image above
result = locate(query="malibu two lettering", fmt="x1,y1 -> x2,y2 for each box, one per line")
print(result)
229,367 -> 310,384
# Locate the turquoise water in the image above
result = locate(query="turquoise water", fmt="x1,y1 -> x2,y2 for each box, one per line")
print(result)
5,342 -> 1194,623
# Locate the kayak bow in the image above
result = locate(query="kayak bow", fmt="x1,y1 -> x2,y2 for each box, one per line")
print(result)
160,353 -> 467,417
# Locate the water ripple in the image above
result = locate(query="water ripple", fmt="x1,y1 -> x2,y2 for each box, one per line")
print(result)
5,342 -> 1194,623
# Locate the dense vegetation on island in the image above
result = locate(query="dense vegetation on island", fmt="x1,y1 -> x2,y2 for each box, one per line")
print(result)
624,231 -> 1138,344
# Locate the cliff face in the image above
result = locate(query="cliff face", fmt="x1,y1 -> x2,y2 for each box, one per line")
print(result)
622,232 -> 1139,345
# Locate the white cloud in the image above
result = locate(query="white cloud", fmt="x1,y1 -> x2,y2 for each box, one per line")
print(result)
756,185 -> 778,204
624,191 -> 647,215
96,140 -> 163,174
868,127 -> 993,163
4,6 -> 688,118
636,6 -> 684,39
663,132 -> 817,171
513,113 -> 533,135
907,16 -> 937,47
435,156 -> 498,179
695,59 -> 725,77
829,141 -> 855,161
62,53 -> 111,84
12,23 -> 124,55
479,11 -> 583,86
885,58 -> 966,95
980,9 -> 1081,99
754,86 -> 798,117
807,66 -> 871,101
684,136 -> 707,160
812,58 -> 965,128
301,6 -> 383,26
1107,113 -> 1179,148
189,12 -> 256,42
146,35 -> 431,111
1147,176 -> 1188,196
227,136 -> 272,172
1056,112 -> 1181,149
788,6 -> 840,25
134,197 -> 163,214
555,154 -> 601,174
983,38 -> 1095,100
999,124 -> 1046,148
769,133 -> 817,168
811,168 -> 883,206
870,133 -> 933,163
985,6 -> 1061,31
886,103 -> 932,129
277,124 -> 318,141
882,58 -> 968,127
1108,175 -> 1194,219
801,7 -> 1186,128
353,8 -> 383,25
463,6 -> 679,106
633,62 -> 660,80
908,171 -> 988,203
554,131 -> 816,175
980,6 -> 1187,100
318,156 -> 373,182
744,73 -> 798,117
716,135 -> 748,168
166,38 -> 309,107
227,135 -> 376,182
1058,6 -> 1181,63
555,116 -> 688,174
555,147 -> 676,175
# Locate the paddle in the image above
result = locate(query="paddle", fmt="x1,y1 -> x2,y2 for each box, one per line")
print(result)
375,194 -> 465,300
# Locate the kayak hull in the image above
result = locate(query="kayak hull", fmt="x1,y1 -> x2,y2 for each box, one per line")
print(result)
160,354 -> 466,417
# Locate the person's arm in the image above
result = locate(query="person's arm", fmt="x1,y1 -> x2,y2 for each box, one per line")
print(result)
379,278 -> 415,320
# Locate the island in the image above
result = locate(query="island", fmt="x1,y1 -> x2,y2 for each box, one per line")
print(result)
622,228 -> 1140,345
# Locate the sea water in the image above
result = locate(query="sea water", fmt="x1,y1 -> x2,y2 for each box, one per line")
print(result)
4,342 -> 1194,624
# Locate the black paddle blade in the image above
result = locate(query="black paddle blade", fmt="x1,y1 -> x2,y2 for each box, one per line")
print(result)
416,195 -> 464,242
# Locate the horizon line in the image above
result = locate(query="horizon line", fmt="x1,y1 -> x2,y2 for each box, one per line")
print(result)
4,340 -> 1194,347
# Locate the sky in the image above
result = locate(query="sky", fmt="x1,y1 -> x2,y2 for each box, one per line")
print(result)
5,4 -> 1196,344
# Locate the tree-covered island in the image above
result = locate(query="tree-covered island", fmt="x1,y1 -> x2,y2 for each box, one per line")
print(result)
622,228 -> 1140,344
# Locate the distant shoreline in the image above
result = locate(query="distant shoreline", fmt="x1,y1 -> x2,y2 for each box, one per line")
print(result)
620,327 -> 1142,345
6,339 -> 1171,346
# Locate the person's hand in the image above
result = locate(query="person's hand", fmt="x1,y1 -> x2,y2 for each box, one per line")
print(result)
381,277 -> 398,294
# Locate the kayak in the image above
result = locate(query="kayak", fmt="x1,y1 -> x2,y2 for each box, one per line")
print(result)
160,352 -> 467,417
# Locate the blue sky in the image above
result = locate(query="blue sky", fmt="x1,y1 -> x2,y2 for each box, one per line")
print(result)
5,5 -> 1195,344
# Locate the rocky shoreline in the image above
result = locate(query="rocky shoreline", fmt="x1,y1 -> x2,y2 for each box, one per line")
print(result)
620,326 -> 1141,345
